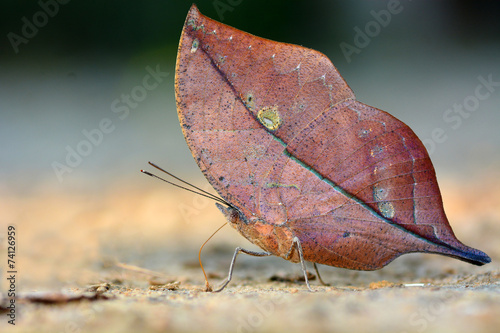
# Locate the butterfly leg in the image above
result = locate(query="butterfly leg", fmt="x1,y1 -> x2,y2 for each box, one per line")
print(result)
313,263 -> 330,286
213,247 -> 272,292
284,237 -> 314,292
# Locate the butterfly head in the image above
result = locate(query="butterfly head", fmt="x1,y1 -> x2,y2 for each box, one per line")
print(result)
215,203 -> 248,227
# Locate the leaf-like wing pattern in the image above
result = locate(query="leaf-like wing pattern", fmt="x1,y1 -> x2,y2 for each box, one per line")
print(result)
175,5 -> 490,268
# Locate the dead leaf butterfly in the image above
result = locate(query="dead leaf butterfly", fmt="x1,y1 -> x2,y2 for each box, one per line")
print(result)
162,4 -> 490,291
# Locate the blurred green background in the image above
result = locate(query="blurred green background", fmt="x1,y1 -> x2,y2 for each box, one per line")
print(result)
0,0 -> 499,291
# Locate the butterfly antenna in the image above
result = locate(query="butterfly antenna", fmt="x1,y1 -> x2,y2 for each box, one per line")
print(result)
198,222 -> 227,292
141,162 -> 232,207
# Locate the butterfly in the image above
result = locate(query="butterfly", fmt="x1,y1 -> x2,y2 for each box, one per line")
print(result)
170,4 -> 490,291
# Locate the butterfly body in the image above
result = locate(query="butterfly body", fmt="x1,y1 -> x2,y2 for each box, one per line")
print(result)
217,204 -> 301,263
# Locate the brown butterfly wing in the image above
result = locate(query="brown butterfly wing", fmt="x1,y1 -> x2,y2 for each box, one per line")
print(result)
175,5 -> 490,268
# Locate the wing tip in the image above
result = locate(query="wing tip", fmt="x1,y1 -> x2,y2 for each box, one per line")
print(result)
189,3 -> 200,15
446,247 -> 491,266
184,4 -> 202,29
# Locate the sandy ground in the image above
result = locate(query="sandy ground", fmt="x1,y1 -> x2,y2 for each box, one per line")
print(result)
1,173 -> 499,333
2,264 -> 499,333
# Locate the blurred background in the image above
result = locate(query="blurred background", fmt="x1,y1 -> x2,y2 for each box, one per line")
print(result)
0,0 -> 499,291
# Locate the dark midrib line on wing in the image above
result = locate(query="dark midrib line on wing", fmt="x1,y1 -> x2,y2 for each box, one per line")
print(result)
280,139 -> 458,250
